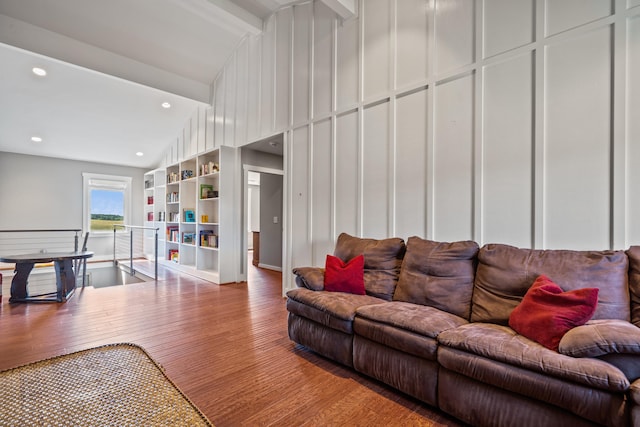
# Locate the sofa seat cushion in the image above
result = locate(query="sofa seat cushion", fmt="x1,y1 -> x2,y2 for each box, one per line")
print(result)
286,288 -> 386,334
357,301 -> 468,339
472,244 -> 630,325
354,302 -> 468,360
438,323 -> 629,392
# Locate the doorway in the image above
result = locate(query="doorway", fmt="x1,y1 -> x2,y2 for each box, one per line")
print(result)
240,135 -> 284,283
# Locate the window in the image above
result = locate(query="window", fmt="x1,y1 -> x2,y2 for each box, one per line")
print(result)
83,173 -> 132,234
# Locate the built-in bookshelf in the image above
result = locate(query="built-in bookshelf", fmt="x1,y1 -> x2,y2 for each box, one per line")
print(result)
196,150 -> 220,276
143,168 -> 167,261
146,147 -> 233,283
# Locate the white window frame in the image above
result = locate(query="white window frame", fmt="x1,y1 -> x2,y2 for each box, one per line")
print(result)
82,173 -> 132,235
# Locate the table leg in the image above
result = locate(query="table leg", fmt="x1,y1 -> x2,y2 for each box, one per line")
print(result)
9,262 -> 34,302
54,259 -> 76,302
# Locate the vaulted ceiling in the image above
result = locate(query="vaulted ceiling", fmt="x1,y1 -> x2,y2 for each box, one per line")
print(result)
0,0 -> 295,168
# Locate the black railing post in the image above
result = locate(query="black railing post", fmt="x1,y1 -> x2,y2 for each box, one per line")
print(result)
130,229 -> 134,276
154,229 -> 158,281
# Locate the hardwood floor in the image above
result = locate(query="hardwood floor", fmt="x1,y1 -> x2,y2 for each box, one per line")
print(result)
0,263 -> 463,426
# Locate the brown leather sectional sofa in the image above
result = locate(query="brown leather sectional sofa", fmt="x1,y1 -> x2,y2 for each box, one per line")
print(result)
286,233 -> 640,427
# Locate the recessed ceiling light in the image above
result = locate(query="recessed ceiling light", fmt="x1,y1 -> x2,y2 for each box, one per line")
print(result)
136,152 -> 144,157
32,67 -> 47,77
161,102 -> 171,109
31,136 -> 43,142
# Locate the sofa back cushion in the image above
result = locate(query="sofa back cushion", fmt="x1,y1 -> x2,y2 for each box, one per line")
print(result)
471,244 -> 629,325
626,246 -> 640,327
333,233 -> 405,301
393,237 -> 479,319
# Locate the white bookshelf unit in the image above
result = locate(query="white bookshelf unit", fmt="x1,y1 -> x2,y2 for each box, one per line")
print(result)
146,147 -> 235,283
143,168 -> 166,261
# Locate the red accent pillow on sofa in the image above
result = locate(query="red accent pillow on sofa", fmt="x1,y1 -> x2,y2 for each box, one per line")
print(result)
324,254 -> 365,295
508,275 -> 599,351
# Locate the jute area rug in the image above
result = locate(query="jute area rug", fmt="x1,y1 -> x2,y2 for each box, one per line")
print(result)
0,343 -> 213,426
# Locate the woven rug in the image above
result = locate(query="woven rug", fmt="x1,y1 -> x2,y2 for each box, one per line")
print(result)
0,343 -> 213,426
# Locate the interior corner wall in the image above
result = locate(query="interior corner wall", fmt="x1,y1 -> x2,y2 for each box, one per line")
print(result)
210,0 -> 640,289
0,151 -> 146,259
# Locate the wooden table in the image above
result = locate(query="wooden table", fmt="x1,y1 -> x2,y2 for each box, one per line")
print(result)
0,251 -> 94,303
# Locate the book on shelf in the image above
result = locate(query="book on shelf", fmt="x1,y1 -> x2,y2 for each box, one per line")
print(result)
200,161 -> 219,176
182,232 -> 196,244
167,171 -> 179,184
168,212 -> 180,222
167,192 -> 179,203
183,208 -> 195,222
200,184 -> 214,199
167,225 -> 179,242
199,230 -> 218,248
168,249 -> 179,263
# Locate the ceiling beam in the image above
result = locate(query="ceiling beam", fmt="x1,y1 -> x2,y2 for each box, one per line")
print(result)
320,0 -> 356,20
175,0 -> 263,35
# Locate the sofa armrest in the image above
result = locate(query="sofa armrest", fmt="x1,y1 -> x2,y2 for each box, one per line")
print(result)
292,267 -> 325,291
559,319 -> 640,358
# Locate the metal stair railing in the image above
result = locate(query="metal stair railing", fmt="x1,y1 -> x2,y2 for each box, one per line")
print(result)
112,225 -> 159,281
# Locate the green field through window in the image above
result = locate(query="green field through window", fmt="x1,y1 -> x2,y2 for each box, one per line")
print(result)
90,189 -> 124,232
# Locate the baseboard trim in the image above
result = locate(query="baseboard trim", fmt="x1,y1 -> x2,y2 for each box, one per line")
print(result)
258,263 -> 282,272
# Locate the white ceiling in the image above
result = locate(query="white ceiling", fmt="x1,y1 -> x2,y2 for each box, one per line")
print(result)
0,0 -> 293,168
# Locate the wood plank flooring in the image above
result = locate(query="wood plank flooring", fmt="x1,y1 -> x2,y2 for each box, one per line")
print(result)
0,263 -> 463,426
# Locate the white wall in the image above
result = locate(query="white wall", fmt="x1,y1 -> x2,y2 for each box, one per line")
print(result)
205,0 -> 640,291
248,184 -> 260,233
0,151 -> 146,259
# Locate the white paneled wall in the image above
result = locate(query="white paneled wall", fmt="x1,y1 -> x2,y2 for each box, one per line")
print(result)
435,0 -> 475,75
336,11 -> 359,109
335,110 -> 360,236
169,0 -> 640,291
396,0 -> 429,89
313,2 -> 334,117
543,26 -> 612,249
396,89 -> 428,240
275,8 -> 292,131
483,0 -> 534,58
362,0 -> 392,101
545,0 -> 612,37
311,118 -> 333,265
433,75 -> 474,242
630,14 -> 640,243
481,53 -> 533,247
362,101 -> 391,238
290,126 -> 311,269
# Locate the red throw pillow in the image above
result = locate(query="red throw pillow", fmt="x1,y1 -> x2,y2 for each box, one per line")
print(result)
508,275 -> 599,351
324,254 -> 365,295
